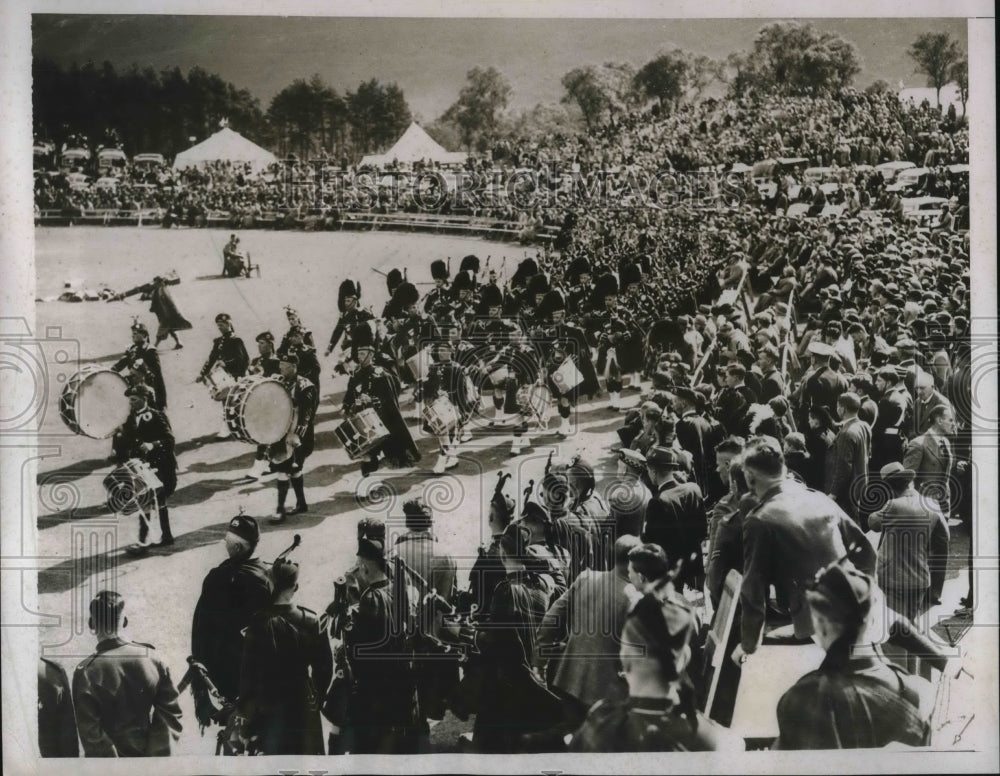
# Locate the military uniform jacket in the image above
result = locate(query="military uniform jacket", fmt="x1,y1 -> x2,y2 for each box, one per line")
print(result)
190,556 -> 274,701
327,307 -> 375,353
38,657 -> 79,757
112,343 -> 167,409
424,360 -> 474,417
740,479 -> 876,652
112,406 -> 177,495
346,578 -> 420,728
237,603 -> 332,755
571,697 -> 744,752
72,637 -> 183,757
344,363 -> 420,466
641,481 -> 707,586
543,321 -> 601,398
775,641 -> 928,749
422,285 -> 451,315
675,411 -> 724,495
200,333 -> 249,379
248,354 -> 281,378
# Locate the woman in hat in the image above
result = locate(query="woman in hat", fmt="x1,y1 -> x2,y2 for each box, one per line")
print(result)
570,582 -> 743,752
774,559 -> 928,749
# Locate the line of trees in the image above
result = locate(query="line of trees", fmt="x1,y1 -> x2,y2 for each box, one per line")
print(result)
32,60 -> 413,162
33,24 -> 969,164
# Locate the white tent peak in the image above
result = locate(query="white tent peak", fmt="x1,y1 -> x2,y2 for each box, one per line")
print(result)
173,127 -> 277,170
360,123 -> 467,168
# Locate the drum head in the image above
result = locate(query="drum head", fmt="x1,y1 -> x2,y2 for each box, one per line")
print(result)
68,370 -> 130,438
242,380 -> 294,444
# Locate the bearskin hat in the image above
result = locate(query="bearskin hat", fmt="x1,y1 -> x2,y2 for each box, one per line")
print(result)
338,279 -> 361,313
385,268 -> 404,295
527,273 -> 550,297
430,259 -> 449,281
460,254 -> 480,274
595,272 -> 619,298
480,284 -> 504,310
451,272 -> 473,293
351,321 -> 375,349
538,289 -> 566,318
391,281 -> 420,310
620,262 -> 643,288
510,258 -> 539,289
567,256 -> 592,281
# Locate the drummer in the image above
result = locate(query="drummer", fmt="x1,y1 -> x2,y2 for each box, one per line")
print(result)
280,324 -> 321,410
279,306 -> 316,353
111,320 -> 167,411
536,290 -> 600,438
112,384 -> 177,554
245,331 -> 281,480
423,338 -> 474,475
197,313 -> 250,439
269,351 -> 316,524
343,323 -> 421,484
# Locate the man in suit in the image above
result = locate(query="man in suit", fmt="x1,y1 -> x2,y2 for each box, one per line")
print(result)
673,386 -> 722,497
912,369 -> 952,436
868,462 -> 948,622
903,404 -> 957,604
714,364 -> 757,436
826,393 -> 871,526
756,343 -> 785,403
535,535 -> 641,735
639,446 -> 707,591
731,437 -> 876,666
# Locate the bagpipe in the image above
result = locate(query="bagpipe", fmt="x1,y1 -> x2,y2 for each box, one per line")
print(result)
180,534 -> 301,756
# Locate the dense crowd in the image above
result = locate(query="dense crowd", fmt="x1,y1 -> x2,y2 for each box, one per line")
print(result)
40,80 -> 975,759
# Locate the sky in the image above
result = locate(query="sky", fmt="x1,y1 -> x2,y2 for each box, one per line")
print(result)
32,15 -> 969,122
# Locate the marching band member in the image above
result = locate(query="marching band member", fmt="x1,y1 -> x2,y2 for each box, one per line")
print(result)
565,256 -> 594,318
456,254 -> 481,295
586,273 -> 634,410
378,268 -> 406,320
492,320 -> 542,456
245,331 -> 281,480
197,312 -> 249,439
113,274 -> 192,350
270,352 -> 317,523
232,553 -> 332,754
190,512 -> 273,718
386,281 -> 435,386
343,324 -> 421,482
449,271 -> 479,329
422,338 -> 474,474
279,306 -> 316,353
280,324 -> 322,409
423,259 -> 451,315
325,279 -> 374,372
112,384 -> 177,554
343,517 -> 424,754
112,319 -> 167,410
537,289 -> 600,437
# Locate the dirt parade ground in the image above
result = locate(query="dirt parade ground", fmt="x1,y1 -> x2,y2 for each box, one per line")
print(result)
31,226 -> 988,754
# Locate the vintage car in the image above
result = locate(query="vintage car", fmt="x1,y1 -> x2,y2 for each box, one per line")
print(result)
876,160 -> 917,182
59,148 -> 91,172
96,147 -> 128,175
133,153 -> 166,170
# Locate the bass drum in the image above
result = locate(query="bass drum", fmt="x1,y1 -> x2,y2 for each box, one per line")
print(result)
103,458 -> 162,515
224,376 -> 295,444
59,367 -> 131,438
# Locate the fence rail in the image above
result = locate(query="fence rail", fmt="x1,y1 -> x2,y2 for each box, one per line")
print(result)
34,208 -> 560,244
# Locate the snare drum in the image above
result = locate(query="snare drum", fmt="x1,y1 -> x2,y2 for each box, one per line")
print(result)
206,363 -> 237,402
406,347 -> 434,383
517,383 -> 552,421
551,357 -> 583,395
59,367 -> 131,438
103,458 -> 162,515
335,407 -> 390,460
224,376 -> 295,444
422,395 -> 459,436
487,363 -> 510,387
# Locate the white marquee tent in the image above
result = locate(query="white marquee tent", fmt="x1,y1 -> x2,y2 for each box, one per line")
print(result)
172,127 -> 278,170
360,123 -> 468,168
